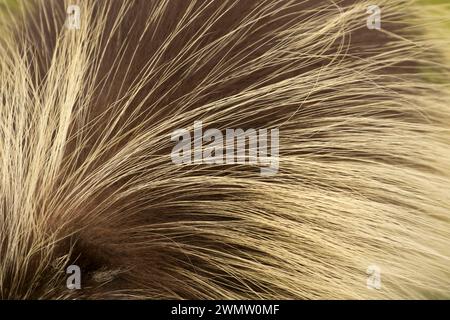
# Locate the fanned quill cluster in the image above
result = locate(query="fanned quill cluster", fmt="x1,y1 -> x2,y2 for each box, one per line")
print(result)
0,0 -> 449,299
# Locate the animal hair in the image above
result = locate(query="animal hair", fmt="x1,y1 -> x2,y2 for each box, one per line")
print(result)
0,0 -> 449,299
